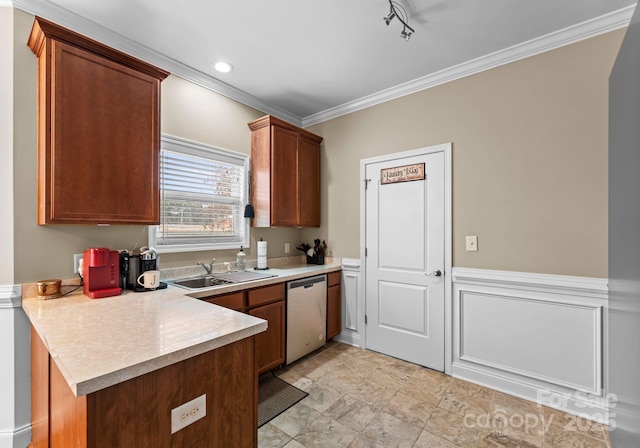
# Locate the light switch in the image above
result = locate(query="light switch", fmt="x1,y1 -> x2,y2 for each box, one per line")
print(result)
466,235 -> 478,252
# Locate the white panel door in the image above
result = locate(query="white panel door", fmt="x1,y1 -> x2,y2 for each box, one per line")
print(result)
364,148 -> 445,370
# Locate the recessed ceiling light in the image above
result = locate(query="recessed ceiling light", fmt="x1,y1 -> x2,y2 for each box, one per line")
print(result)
214,61 -> 233,73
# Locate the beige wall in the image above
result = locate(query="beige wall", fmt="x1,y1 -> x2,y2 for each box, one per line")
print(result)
305,30 -> 624,278
10,7 -> 623,282
11,9 -> 300,283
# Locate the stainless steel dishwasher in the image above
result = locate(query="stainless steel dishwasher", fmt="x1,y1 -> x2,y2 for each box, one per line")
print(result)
286,274 -> 327,364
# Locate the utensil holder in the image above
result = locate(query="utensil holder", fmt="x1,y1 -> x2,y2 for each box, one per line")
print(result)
306,254 -> 324,265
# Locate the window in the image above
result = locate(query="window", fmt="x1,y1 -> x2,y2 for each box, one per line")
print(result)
149,134 -> 249,253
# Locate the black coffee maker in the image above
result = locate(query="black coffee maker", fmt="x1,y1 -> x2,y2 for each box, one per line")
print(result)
124,247 -> 167,292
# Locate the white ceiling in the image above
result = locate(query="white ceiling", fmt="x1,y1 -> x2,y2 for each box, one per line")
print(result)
11,0 -> 637,126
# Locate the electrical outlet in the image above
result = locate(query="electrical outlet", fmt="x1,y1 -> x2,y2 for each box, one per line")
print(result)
73,253 -> 83,275
285,243 -> 290,254
171,394 -> 206,434
466,236 -> 478,252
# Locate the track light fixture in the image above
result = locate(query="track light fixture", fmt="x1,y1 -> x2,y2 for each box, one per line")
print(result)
383,9 -> 396,25
383,0 -> 415,41
400,26 -> 412,41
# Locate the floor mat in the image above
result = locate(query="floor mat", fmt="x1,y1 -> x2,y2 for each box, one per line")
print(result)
258,372 -> 308,428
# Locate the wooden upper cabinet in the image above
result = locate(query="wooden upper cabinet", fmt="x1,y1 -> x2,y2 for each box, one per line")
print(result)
271,126 -> 300,226
248,115 -> 323,227
27,17 -> 169,225
299,136 -> 321,227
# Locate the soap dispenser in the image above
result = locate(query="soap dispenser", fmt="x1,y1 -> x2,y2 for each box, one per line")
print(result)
236,246 -> 246,272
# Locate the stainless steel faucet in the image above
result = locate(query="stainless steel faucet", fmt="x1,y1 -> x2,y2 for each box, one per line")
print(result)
197,259 -> 215,275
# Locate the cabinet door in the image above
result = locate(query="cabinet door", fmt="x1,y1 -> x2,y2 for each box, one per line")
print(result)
327,284 -> 341,340
271,126 -> 299,226
40,40 -> 161,224
249,300 -> 285,374
299,137 -> 321,227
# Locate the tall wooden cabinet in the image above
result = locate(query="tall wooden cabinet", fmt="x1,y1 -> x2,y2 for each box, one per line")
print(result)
27,17 -> 169,225
248,115 -> 323,227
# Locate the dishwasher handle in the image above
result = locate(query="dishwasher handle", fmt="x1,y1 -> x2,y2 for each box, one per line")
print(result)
287,274 -> 327,290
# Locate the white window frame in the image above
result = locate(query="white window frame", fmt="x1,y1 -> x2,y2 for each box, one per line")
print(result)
149,134 -> 250,253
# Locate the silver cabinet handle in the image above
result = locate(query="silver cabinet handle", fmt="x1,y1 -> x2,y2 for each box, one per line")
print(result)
425,270 -> 442,277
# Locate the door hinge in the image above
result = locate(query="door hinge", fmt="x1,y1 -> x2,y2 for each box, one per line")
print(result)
365,247 -> 368,257
364,178 -> 371,189
365,315 -> 368,325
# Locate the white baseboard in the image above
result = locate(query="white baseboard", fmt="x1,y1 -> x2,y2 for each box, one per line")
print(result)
0,422 -> 31,448
452,268 -> 610,423
334,332 -> 361,348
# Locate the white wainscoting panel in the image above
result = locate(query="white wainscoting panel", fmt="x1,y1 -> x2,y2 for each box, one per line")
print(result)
0,284 -> 31,448
460,291 -> 601,393
344,269 -> 359,332
452,268 -> 609,421
336,258 -> 363,347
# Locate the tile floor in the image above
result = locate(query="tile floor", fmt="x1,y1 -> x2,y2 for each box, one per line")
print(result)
259,341 -> 611,448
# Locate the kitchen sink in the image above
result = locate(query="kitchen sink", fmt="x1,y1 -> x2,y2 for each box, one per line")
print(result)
169,270 -> 277,290
170,276 -> 233,289
212,270 -> 277,283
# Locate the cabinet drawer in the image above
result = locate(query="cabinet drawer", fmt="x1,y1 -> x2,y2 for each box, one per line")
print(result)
247,283 -> 285,307
328,271 -> 341,287
203,292 -> 245,311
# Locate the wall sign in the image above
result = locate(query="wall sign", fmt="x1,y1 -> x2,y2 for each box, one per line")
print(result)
381,163 -> 425,185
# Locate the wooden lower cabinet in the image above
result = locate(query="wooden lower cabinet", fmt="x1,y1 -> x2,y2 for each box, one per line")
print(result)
327,271 -> 342,340
249,300 -> 285,374
202,283 -> 286,375
31,326 -> 257,448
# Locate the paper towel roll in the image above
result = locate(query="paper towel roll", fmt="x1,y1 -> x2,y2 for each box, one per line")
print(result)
257,240 -> 268,269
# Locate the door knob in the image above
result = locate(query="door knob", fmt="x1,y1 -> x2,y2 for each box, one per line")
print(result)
425,269 -> 442,277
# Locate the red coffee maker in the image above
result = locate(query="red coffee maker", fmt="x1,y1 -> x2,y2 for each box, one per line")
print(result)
83,248 -> 122,299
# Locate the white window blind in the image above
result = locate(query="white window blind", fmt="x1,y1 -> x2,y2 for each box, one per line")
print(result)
150,135 -> 249,252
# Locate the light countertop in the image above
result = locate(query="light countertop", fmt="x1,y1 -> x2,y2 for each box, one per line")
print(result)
22,261 -> 341,397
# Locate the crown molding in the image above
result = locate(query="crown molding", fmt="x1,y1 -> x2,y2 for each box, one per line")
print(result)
301,5 -> 635,126
10,0 -> 303,126
8,0 -> 633,129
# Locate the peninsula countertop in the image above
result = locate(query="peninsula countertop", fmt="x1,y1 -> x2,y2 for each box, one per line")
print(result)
22,261 -> 341,397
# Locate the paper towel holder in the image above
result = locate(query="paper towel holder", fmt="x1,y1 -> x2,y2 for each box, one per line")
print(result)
255,238 -> 269,270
